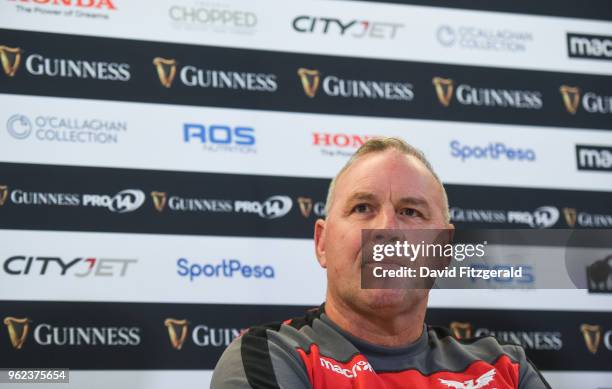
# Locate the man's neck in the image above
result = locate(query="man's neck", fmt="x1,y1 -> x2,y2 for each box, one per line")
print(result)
324,295 -> 427,348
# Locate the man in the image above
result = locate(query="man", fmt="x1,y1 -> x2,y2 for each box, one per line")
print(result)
211,137 -> 550,388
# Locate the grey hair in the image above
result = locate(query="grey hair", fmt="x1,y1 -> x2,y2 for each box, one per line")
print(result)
324,137 -> 450,223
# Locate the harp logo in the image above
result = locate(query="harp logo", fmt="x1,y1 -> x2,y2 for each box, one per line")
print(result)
433,77 -> 455,107
153,57 -> 178,88
297,68 -> 321,98
297,197 -> 313,218
560,85 -> 581,114
164,318 -> 189,350
581,324 -> 602,354
3,316 -> 31,350
563,207 -> 577,228
0,185 -> 8,207
450,321 -> 473,340
0,46 -> 22,77
151,191 -> 168,212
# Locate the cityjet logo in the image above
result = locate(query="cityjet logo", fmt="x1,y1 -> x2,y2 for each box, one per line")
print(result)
3,316 -> 141,349
576,145 -> 612,172
560,85 -> 612,114
3,256 -> 137,277
432,77 -> 543,109
298,68 -> 414,101
562,207 -> 612,228
449,322 -> 562,351
312,132 -> 377,157
163,318 -> 245,349
6,114 -> 127,144
4,187 -> 145,213
8,0 -> 117,10
292,16 -> 403,39
320,357 -> 373,379
0,45 -> 130,81
450,206 -> 559,228
580,324 -> 612,354
149,193 -> 293,219
153,56 -> 277,92
567,33 -> 612,61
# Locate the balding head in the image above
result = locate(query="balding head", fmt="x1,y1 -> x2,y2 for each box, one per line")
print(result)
324,137 -> 449,223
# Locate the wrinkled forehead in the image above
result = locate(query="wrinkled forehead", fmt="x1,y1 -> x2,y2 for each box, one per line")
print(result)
333,151 -> 443,207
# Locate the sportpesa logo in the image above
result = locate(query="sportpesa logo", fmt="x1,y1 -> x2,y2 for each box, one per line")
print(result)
298,68 -> 414,101
432,77 -> 543,109
153,56 -> 277,92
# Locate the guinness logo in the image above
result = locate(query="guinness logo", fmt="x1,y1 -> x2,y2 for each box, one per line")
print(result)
563,207 -> 577,228
297,68 -> 320,98
0,185 -> 8,207
3,316 -> 30,350
164,318 -> 189,350
432,77 -> 454,107
0,46 -> 22,77
560,85 -> 581,114
151,191 -> 168,212
153,57 -> 178,88
297,197 -> 313,218
580,323 -> 602,354
449,321 -> 472,340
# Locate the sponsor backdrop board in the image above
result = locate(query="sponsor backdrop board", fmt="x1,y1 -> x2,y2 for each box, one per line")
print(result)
0,0 -> 611,388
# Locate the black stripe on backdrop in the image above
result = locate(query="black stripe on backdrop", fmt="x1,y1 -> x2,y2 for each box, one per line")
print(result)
0,301 -> 610,370
1,29 -> 611,130
0,162 -> 610,237
347,0 -> 612,22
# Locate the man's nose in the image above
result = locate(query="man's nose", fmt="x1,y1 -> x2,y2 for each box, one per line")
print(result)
375,207 -> 400,230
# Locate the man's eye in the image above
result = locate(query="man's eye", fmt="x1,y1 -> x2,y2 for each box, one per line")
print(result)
400,208 -> 420,217
353,204 -> 371,213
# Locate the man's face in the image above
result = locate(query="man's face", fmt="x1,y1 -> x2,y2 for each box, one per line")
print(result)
315,149 -> 451,315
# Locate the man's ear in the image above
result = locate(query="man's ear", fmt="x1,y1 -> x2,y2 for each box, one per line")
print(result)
314,218 -> 327,268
